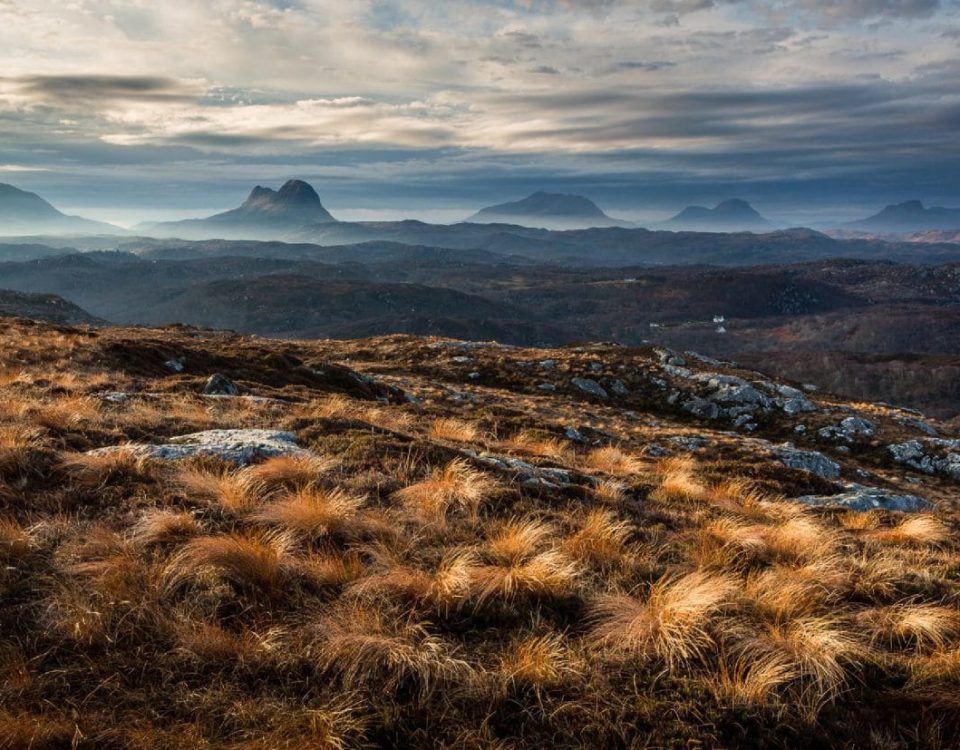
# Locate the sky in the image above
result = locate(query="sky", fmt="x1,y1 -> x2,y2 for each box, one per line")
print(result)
0,0 -> 959,226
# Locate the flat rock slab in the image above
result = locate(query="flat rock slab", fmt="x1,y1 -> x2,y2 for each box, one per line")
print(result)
797,483 -> 932,512
88,429 -> 307,465
773,444 -> 841,479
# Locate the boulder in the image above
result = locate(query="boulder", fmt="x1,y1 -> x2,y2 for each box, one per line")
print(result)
888,438 -> 960,480
571,377 -> 608,399
203,373 -> 239,396
819,416 -> 876,443
773,444 -> 841,479
88,429 -> 307,465
797,484 -> 932,512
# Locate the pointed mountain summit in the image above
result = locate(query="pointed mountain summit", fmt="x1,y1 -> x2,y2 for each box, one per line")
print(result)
467,192 -> 631,229
0,183 -> 122,236
848,200 -> 960,232
139,179 -> 337,240
663,198 -> 772,232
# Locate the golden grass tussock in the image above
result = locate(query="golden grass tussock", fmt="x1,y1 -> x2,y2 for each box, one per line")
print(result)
584,445 -> 644,477
856,603 -> 960,653
765,515 -> 838,563
592,479 -> 628,506
129,509 -> 200,546
349,551 -> 478,610
499,631 -> 578,691
868,515 -> 951,547
298,551 -> 366,588
245,453 -> 338,489
691,516 -> 771,569
312,604 -> 471,697
649,456 -> 707,503
564,509 -> 632,568
502,431 -> 574,463
392,459 -> 499,526
24,395 -> 101,431
591,570 -> 737,668
0,710 -> 77,750
59,448 -> 154,487
166,530 -> 291,593
755,616 -> 861,715
486,517 -> 555,564
174,620 -> 283,667
0,424 -> 41,477
0,516 -> 32,564
429,417 -> 482,443
472,549 -> 580,604
745,565 -> 835,623
174,465 -> 267,514
250,486 -> 364,540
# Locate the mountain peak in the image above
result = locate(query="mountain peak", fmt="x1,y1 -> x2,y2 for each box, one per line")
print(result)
242,179 -> 324,211
665,198 -> 771,232
468,191 -> 629,229
850,199 -> 960,231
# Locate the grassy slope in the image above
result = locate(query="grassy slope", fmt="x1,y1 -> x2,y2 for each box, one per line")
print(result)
0,317 -> 958,748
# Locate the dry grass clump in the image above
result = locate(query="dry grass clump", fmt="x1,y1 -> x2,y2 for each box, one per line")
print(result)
501,431 -> 574,463
174,465 -> 267,514
692,517 -> 771,569
564,509 -> 632,568
349,551 -> 478,611
429,417 -> 482,443
649,457 -> 707,503
868,516 -> 951,547
392,459 -> 499,527
473,523 -> 580,603
0,516 -> 32,564
130,509 -> 200,546
765,516 -> 837,563
251,487 -> 364,540
312,604 -> 471,697
584,445 -> 644,476
245,453 -> 338,489
745,566 -> 836,622
59,448 -> 154,487
298,551 -> 366,588
174,620 -> 283,667
499,631 -> 578,691
719,615 -> 860,716
856,603 -> 959,652
0,425 -> 41,477
166,531 -> 291,593
592,480 -> 628,506
591,570 -> 737,669
0,710 -> 76,750
24,395 -> 101,431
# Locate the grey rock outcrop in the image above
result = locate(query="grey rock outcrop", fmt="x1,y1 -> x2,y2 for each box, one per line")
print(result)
203,373 -> 239,396
888,438 -> 960,480
773,444 -> 841,478
798,484 -> 932,512
88,429 -> 307,465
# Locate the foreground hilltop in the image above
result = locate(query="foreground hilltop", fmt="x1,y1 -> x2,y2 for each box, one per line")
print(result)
1,317 -> 959,747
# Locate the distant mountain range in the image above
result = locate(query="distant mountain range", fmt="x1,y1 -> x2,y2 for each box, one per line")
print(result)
0,183 -> 121,236
662,199 -> 772,232
138,179 -> 337,239
467,192 -> 631,230
847,200 -> 960,232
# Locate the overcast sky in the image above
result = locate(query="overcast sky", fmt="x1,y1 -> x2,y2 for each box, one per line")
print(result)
1,0 -> 959,225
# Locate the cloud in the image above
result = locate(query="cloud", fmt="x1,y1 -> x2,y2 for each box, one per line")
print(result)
0,0 -> 956,219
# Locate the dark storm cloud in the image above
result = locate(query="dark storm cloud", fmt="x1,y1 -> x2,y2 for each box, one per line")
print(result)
4,75 -> 200,105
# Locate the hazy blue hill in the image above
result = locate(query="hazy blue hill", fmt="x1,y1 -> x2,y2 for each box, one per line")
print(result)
848,200 -> 960,232
137,179 -> 337,239
663,198 -> 771,232
0,183 -> 122,236
467,191 -> 630,229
